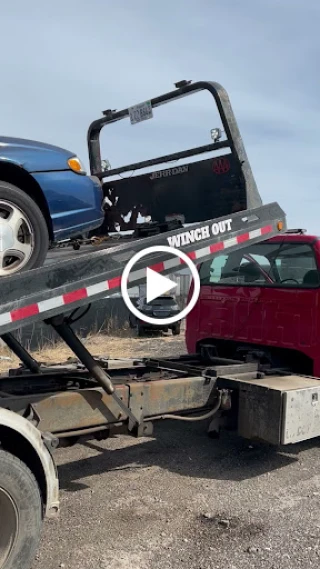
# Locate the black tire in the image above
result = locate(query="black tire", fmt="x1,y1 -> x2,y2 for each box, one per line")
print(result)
0,182 -> 49,274
172,323 -> 181,336
0,449 -> 42,569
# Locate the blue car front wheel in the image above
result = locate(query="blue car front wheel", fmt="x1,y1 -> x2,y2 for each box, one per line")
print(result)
0,182 -> 49,276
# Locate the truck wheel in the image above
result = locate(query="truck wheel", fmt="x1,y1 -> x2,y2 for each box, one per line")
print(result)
0,449 -> 42,569
172,324 -> 181,336
0,182 -> 49,276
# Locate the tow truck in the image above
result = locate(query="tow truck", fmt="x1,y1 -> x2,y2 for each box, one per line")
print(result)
0,80 -> 315,569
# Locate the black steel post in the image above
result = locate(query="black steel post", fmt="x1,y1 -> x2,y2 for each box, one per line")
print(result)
48,318 -> 114,394
48,318 -> 139,426
1,333 -> 41,373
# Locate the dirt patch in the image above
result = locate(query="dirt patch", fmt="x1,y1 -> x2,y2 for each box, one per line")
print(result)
198,512 -> 266,540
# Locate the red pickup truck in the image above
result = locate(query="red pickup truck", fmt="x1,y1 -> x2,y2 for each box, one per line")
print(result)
186,230 -> 320,376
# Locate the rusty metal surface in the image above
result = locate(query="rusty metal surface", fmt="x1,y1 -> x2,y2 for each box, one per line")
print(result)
0,375 -> 219,435
13,385 -> 129,433
128,376 -> 218,422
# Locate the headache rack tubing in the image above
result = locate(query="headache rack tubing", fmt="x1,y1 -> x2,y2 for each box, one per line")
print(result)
87,80 -> 262,210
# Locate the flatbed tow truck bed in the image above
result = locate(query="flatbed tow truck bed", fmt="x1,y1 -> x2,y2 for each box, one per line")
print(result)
0,80 -> 317,569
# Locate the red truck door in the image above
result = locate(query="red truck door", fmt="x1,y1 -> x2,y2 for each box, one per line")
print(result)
187,238 -> 320,374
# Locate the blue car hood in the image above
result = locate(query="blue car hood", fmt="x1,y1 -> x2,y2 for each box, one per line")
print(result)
0,136 -> 76,172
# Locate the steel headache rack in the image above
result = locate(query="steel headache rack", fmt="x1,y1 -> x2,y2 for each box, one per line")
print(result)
66,79 -> 265,249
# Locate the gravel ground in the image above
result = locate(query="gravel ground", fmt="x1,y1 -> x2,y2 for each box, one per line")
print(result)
29,333 -> 320,569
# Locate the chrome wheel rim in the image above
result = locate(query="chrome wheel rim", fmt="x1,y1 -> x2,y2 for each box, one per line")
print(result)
0,200 -> 34,276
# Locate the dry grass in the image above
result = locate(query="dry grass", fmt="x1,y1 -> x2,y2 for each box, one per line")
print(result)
0,329 -> 186,372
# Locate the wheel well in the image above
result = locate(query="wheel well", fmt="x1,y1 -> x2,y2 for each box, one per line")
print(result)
0,426 -> 47,511
0,162 -> 53,240
197,337 -> 314,375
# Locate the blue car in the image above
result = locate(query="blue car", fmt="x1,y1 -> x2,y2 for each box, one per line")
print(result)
0,136 -> 104,275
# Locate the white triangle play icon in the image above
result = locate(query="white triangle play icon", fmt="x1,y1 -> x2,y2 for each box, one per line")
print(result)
146,267 -> 177,304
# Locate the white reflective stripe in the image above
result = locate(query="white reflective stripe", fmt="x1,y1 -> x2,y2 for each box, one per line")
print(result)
195,246 -> 211,259
38,296 -> 64,312
249,228 -> 262,239
0,312 -> 12,326
224,237 -> 239,248
128,268 -> 145,282
87,281 -> 109,296
163,257 -> 180,270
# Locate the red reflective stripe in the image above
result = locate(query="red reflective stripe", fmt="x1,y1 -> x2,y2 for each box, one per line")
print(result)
150,262 -> 165,272
63,288 -> 88,304
261,224 -> 273,235
11,304 -> 39,321
187,251 -> 197,260
237,232 -> 250,243
209,242 -> 225,254
108,276 -> 121,289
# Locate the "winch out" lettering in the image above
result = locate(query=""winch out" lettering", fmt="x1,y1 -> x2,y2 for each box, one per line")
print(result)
167,219 -> 232,247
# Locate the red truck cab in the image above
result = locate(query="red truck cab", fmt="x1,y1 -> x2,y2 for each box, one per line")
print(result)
186,230 -> 320,376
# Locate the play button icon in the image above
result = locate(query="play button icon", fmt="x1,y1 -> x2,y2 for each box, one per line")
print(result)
121,245 -> 200,327
146,268 -> 177,303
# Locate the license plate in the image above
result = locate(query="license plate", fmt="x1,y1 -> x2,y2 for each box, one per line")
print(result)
129,101 -> 153,125
153,311 -> 170,318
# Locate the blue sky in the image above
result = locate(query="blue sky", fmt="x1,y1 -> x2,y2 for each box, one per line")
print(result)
2,0 -> 319,231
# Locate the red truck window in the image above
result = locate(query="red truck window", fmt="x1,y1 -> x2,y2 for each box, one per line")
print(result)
199,242 -> 320,288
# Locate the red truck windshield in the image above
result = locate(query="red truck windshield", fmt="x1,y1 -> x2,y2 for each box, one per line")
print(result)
198,241 -> 320,287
